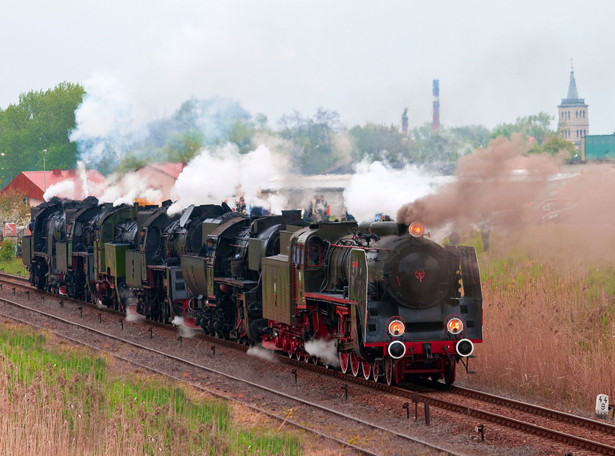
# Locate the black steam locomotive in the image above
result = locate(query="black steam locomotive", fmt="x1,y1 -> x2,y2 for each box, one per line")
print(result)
22,197 -> 482,385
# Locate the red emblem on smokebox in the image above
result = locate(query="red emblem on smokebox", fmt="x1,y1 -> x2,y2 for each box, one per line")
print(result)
351,261 -> 358,268
415,270 -> 426,282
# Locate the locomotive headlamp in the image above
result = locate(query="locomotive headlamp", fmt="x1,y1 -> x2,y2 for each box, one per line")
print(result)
409,222 -> 425,238
456,338 -> 474,357
388,340 -> 406,359
388,319 -> 405,337
446,317 -> 464,335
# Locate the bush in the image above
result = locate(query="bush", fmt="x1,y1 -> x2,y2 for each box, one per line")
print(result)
0,240 -> 15,261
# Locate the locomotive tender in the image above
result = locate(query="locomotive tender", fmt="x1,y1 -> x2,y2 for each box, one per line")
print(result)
22,197 -> 482,385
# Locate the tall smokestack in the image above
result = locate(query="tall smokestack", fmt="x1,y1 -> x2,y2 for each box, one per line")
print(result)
401,108 -> 408,136
432,79 -> 440,133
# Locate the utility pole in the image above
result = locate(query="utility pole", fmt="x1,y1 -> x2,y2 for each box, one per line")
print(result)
43,149 -> 47,193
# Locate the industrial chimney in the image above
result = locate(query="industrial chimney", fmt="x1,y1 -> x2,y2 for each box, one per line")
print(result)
401,108 -> 408,136
432,79 -> 440,133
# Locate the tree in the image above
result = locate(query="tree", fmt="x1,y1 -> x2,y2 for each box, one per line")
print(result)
278,107 -> 347,174
229,119 -> 256,154
0,82 -> 84,188
0,190 -> 31,227
349,123 -> 409,167
449,125 -> 491,149
541,136 -> 577,159
491,112 -> 556,144
254,113 -> 268,130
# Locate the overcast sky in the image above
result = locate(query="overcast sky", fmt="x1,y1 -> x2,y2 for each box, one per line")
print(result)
1,0 -> 614,134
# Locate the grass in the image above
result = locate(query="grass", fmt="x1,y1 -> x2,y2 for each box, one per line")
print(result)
458,225 -> 615,412
0,323 -> 302,456
0,255 -> 28,276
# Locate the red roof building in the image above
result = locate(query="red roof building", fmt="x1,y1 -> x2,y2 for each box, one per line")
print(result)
146,162 -> 186,180
131,162 -> 186,203
1,168 -> 107,206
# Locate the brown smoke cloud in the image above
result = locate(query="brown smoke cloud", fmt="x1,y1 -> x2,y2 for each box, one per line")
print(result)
547,162 -> 615,225
397,134 -> 560,230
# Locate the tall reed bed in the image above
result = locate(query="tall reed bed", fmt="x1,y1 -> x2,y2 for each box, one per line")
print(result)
0,323 -> 301,455
459,225 -> 615,412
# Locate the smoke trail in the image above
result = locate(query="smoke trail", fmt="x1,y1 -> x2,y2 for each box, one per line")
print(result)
396,135 -> 560,230
304,339 -> 340,367
171,317 -> 202,338
98,171 -> 165,206
43,180 -> 75,201
69,72 -> 144,172
42,161 -> 107,201
70,72 -> 251,174
247,345 -> 278,362
344,159 -> 452,222
167,143 -> 290,214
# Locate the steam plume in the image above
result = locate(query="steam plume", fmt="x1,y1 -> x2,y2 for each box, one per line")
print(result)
344,159 -> 451,222
304,339 -> 340,367
396,135 -> 560,230
168,143 -> 290,214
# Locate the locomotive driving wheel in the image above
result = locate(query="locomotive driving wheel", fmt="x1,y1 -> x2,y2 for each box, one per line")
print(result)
372,361 -> 380,383
339,352 -> 349,374
361,360 -> 372,380
350,353 -> 361,377
385,357 -> 397,386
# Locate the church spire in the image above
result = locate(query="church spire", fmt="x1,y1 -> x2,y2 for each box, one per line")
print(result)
561,62 -> 584,105
567,68 -> 579,101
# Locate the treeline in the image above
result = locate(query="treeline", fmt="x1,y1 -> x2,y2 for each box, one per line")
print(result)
0,82 -> 84,186
0,82 -> 577,186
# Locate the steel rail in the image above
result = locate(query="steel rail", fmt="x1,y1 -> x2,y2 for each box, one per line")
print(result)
0,293 -> 460,456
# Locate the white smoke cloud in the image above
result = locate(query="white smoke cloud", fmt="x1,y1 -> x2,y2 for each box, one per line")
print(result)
247,345 -> 277,362
69,71 -> 151,169
43,179 -> 75,201
77,161 -> 90,198
304,339 -> 340,367
171,316 -> 202,338
98,172 -> 164,206
168,143 -> 290,214
42,161 -> 109,201
343,159 -> 452,222
70,67 -> 251,174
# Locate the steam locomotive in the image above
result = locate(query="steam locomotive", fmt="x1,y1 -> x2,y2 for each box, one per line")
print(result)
22,197 -> 482,385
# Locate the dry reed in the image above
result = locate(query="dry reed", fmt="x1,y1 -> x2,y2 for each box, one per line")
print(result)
458,224 -> 615,413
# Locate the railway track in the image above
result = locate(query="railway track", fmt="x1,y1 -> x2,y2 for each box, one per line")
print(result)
275,352 -> 615,454
3,272 -> 615,455
0,273 -> 458,456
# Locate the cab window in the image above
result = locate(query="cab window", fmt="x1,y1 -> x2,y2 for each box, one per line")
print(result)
292,243 -> 299,264
307,238 -> 322,267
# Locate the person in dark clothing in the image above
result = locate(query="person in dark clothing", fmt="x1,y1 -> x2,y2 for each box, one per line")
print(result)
449,232 -> 460,247
480,223 -> 490,252
236,196 -> 247,214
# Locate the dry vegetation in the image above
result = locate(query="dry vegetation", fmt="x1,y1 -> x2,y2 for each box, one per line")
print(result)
459,224 -> 615,413
0,323 -> 301,456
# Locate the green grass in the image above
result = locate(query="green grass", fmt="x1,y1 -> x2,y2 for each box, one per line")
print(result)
0,256 -> 28,276
586,266 -> 615,298
0,324 -> 302,455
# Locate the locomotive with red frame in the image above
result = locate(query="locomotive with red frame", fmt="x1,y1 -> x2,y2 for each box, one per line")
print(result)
256,220 -> 482,385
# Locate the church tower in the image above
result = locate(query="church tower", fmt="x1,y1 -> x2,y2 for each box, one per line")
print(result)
558,65 -> 588,149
